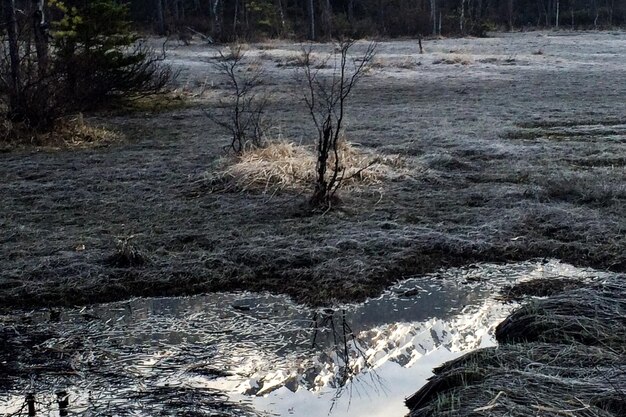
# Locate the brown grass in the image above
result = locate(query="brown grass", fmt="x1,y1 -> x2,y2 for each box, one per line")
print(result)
370,56 -> 419,70
433,53 -> 473,65
1,114 -> 121,150
210,140 -> 407,193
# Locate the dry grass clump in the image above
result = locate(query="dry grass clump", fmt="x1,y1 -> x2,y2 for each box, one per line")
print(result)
220,43 -> 250,60
433,53 -> 473,65
104,237 -> 148,268
369,56 -> 386,69
478,56 -> 517,65
209,140 -> 406,193
370,56 -> 419,70
396,58 -> 420,69
276,53 -> 308,68
0,115 -> 120,150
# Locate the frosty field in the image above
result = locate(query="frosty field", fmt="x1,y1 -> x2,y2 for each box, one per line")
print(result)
0,31 -> 624,308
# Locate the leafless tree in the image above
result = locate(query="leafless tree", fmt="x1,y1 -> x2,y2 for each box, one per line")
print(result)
155,0 -> 165,34
32,0 -> 49,77
307,0 -> 315,40
1,0 -> 171,132
430,0 -> 437,35
555,0 -> 560,28
2,0 -> 22,119
207,45 -> 268,154
300,40 -> 376,208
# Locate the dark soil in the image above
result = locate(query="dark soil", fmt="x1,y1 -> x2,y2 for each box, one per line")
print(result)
1,33 -> 625,309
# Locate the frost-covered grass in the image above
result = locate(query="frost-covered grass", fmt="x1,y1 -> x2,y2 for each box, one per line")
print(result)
408,277 -> 626,417
0,31 -> 625,308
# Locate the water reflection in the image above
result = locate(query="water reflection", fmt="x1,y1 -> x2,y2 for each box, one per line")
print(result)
0,260 -> 615,416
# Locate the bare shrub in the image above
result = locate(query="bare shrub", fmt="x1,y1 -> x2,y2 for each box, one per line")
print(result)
299,40 -> 377,208
206,44 -> 269,154
0,114 -> 120,148
105,236 -> 147,268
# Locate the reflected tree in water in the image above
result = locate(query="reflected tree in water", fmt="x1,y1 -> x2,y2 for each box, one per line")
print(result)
310,309 -> 387,409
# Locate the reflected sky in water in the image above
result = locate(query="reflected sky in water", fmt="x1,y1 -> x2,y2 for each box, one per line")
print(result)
0,260 -> 614,416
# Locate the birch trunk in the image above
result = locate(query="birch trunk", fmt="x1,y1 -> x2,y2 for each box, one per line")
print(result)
323,0 -> 332,38
233,0 -> 239,34
555,0 -> 559,28
32,0 -> 49,77
430,0 -> 436,36
212,0 -> 222,38
460,0 -> 465,34
276,0 -> 285,34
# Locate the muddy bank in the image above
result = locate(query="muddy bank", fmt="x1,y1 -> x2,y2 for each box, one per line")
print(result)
406,277 -> 626,416
1,32 -> 625,309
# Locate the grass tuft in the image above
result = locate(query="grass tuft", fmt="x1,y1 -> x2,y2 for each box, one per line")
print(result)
209,140 -> 407,194
1,115 -> 120,150
104,237 -> 148,268
433,53 -> 473,65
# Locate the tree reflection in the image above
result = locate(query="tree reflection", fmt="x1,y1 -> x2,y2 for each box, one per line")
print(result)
310,309 -> 387,410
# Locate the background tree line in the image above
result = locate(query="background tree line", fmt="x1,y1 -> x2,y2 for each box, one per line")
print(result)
131,0 -> 626,40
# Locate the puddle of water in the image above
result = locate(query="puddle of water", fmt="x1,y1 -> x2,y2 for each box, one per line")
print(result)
0,260 -> 615,416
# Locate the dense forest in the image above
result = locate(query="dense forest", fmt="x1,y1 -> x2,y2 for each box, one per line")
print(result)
129,0 -> 626,40
2,1 -> 625,43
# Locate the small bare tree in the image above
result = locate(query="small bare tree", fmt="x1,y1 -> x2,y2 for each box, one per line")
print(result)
2,0 -> 22,119
300,40 -> 376,208
208,45 -> 268,154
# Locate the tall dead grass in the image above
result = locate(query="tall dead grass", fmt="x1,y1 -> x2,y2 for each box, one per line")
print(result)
433,53 -> 473,65
210,140 -> 406,193
1,114 -> 120,150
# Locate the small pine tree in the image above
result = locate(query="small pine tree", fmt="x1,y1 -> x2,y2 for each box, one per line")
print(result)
50,0 -> 171,108
1,0 -> 171,133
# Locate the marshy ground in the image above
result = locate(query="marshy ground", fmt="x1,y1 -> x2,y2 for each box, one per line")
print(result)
1,31 -> 624,309
407,276 -> 626,417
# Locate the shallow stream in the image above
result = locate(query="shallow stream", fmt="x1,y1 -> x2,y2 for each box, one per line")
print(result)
0,260 -> 615,417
